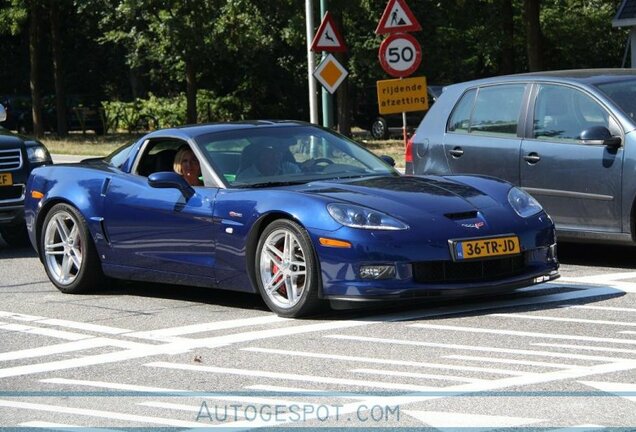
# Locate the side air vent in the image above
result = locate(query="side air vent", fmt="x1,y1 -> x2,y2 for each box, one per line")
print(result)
445,211 -> 478,220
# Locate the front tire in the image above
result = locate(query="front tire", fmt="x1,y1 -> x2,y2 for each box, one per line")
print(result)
255,220 -> 322,317
40,203 -> 103,293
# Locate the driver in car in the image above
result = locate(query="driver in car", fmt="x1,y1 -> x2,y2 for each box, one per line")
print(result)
237,144 -> 300,180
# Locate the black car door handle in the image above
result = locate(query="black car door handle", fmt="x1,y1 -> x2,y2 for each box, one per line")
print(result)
523,153 -> 541,163
449,147 -> 464,158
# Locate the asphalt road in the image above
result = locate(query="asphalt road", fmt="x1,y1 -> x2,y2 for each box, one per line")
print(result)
0,237 -> 635,430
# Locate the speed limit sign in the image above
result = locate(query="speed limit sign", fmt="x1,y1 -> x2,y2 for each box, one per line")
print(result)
378,33 -> 421,78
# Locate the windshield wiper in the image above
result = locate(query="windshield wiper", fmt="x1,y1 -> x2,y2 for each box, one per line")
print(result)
236,180 -> 308,188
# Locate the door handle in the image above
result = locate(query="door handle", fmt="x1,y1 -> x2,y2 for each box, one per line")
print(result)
449,147 -> 464,158
523,153 -> 541,164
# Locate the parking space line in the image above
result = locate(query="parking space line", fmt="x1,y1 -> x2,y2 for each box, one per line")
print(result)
532,343 -> 636,354
242,347 -> 527,376
19,421 -> 125,431
0,323 -> 92,341
327,335 -> 633,362
444,355 -> 580,369
0,399 -> 204,428
409,323 -> 636,346
0,339 -> 123,362
145,361 -> 440,392
561,304 -> 636,313
350,368 -> 487,383
490,312 -> 636,327
126,314 -> 285,339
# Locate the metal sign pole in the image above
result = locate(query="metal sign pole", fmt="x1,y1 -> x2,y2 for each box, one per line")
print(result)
305,0 -> 319,124
320,0 -> 333,128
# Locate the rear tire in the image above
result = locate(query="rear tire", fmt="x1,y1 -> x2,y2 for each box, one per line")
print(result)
40,203 -> 103,293
255,220 -> 323,317
371,117 -> 389,139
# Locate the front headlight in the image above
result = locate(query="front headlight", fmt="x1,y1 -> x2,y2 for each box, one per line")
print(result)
327,203 -> 408,230
508,187 -> 542,218
26,144 -> 51,163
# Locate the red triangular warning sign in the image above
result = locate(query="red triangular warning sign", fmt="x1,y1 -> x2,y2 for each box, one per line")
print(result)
375,0 -> 422,34
311,11 -> 347,52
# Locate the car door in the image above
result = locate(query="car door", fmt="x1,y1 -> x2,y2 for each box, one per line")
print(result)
101,140 -> 220,280
520,83 -> 624,232
442,84 -> 528,184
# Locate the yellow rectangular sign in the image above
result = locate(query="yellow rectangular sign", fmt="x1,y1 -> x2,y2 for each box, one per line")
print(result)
0,172 -> 13,186
377,76 -> 429,115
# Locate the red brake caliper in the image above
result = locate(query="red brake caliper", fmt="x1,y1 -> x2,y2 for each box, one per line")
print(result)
271,241 -> 286,297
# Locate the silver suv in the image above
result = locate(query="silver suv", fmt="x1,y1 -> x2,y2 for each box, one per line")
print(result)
413,69 -> 636,245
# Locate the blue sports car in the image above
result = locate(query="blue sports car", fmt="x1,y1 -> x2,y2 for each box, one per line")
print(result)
24,121 -> 559,317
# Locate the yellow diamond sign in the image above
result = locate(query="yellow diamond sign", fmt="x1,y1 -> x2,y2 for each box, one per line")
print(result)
313,53 -> 348,94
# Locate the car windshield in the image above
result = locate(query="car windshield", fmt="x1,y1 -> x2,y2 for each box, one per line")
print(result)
595,78 -> 636,121
194,125 -> 398,187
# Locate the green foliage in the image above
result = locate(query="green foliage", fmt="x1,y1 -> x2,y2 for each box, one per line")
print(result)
101,90 -> 249,132
1,0 -> 631,130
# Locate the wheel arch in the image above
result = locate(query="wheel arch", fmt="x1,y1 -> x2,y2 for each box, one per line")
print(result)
244,211 -> 323,298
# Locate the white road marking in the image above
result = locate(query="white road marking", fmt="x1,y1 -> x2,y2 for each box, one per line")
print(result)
490,312 -> 636,327
561,304 -> 636,313
19,421 -> 125,431
0,323 -> 92,341
444,355 -> 579,369
402,410 -> 543,430
127,315 -> 286,339
41,378 -> 186,393
0,338 -> 145,362
558,276 -> 636,293
532,343 -> 636,354
327,335 -> 633,362
0,400 -> 205,428
0,311 -> 131,334
242,347 -> 527,376
350,368 -> 486,383
578,381 -> 636,402
409,323 -> 636,346
146,361 -> 439,392
243,384 -> 367,400
620,331 -> 636,335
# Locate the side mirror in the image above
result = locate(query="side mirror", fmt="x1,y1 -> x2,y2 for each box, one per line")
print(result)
0,104 -> 6,123
148,171 -> 194,199
380,155 -> 396,167
580,126 -> 621,148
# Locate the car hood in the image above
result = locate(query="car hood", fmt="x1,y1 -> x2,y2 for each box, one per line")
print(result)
301,175 -> 501,217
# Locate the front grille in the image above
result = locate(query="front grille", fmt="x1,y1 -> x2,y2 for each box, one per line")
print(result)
413,253 -> 527,284
0,149 -> 23,170
0,185 -> 24,201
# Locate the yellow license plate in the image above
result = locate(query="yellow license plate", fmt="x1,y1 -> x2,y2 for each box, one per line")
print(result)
453,235 -> 520,260
0,172 -> 13,186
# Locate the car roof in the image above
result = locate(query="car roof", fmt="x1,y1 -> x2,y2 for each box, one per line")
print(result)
450,68 -> 636,89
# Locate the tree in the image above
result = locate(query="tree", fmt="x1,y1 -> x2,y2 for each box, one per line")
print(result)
525,0 -> 544,71
0,0 -> 44,136
49,0 -> 67,136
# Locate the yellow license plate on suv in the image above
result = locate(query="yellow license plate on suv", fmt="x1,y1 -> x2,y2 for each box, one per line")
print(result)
0,172 -> 13,186
452,235 -> 520,261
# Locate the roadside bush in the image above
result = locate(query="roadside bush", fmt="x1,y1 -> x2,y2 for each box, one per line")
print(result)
101,90 -> 248,132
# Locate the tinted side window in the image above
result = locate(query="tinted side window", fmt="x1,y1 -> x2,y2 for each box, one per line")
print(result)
447,89 -> 476,132
470,85 -> 525,136
533,84 -> 610,142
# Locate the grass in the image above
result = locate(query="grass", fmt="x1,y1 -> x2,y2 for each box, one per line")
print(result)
39,131 -> 408,168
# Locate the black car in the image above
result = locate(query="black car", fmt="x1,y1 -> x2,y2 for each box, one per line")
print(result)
354,85 -> 443,139
0,95 -> 105,135
0,104 -> 53,246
